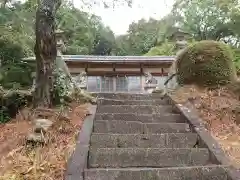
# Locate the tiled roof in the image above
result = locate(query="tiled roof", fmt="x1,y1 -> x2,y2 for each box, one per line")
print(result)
23,55 -> 176,62
61,55 -> 176,62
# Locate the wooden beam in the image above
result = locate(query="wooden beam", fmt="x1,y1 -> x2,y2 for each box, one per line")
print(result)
86,71 -> 141,76
85,64 -> 88,73
113,63 -> 116,72
151,72 -> 169,76
140,64 -> 143,74
84,71 -> 169,76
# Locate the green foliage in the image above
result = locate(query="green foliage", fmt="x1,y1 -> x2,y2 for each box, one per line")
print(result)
171,0 -> 240,43
52,68 -> 73,105
0,38 -> 24,65
113,16 -> 177,56
52,68 -> 96,105
176,40 -> 237,86
56,5 -> 116,55
0,62 -> 34,88
113,18 -> 161,55
113,35 -> 131,55
0,38 -> 34,89
70,88 -> 97,104
233,49 -> 240,72
0,0 -> 116,56
0,89 -> 32,123
144,41 -> 175,56
91,26 -> 116,55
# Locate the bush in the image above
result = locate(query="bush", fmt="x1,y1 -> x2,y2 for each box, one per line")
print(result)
0,62 -> 34,89
233,48 -> 240,73
176,40 -> 237,86
0,89 -> 32,123
52,68 -> 73,106
0,38 -> 24,66
144,41 -> 175,56
0,38 -> 34,89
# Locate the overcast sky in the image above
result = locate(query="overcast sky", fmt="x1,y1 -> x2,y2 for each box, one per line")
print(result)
73,0 -> 174,35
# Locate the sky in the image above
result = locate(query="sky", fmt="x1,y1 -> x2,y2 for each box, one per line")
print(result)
73,0 -> 174,35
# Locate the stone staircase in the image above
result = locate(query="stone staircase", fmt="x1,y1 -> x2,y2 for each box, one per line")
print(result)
83,93 -> 232,180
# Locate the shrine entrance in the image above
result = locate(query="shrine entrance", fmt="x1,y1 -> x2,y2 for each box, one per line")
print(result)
87,75 -> 142,93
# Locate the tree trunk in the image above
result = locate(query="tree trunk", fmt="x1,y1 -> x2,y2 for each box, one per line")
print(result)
33,0 -> 61,107
1,0 -> 8,8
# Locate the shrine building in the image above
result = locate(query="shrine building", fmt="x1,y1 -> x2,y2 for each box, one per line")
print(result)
62,55 -> 175,93
24,55 -> 175,93
23,28 -> 189,93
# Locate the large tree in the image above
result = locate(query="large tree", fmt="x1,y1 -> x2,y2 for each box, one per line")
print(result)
33,0 -> 131,107
33,0 -> 61,107
171,0 -> 239,42
113,16 -> 176,56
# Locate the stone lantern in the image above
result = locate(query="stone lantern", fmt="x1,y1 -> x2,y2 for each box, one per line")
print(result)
55,29 -> 66,56
54,29 -> 71,77
165,29 -> 190,91
170,28 -> 189,55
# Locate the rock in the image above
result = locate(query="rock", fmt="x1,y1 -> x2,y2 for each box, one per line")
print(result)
34,108 -> 57,118
232,105 -> 240,124
33,119 -> 53,134
26,133 -> 45,144
152,88 -> 164,94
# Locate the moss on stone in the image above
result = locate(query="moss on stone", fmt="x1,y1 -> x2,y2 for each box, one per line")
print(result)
176,40 -> 237,86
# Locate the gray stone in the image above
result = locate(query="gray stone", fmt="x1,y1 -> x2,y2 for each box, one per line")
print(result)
96,105 -> 175,114
90,134 -> 165,148
93,121 -> 143,134
94,113 -> 185,123
93,121 -> 191,134
96,93 -> 165,101
98,99 -> 168,106
166,133 -> 198,148
84,166 -> 231,180
144,123 -> 191,133
33,118 -> 53,133
153,114 -> 185,123
90,133 -> 198,148
88,148 -> 210,168
26,133 -> 45,144
64,105 -> 97,180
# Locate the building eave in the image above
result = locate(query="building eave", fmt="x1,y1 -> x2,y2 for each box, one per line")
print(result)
23,55 -> 176,63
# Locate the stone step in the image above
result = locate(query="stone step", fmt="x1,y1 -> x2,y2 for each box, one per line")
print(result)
93,121 -> 191,134
96,105 -> 179,114
84,165 -> 231,180
88,148 -> 211,168
97,99 -> 169,105
90,133 -> 198,148
96,93 -> 165,101
94,113 -> 185,123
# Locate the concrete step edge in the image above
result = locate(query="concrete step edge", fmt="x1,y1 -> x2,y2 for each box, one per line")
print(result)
98,98 -> 166,102
95,113 -> 180,116
94,120 -> 189,125
85,164 -> 230,172
97,105 -> 172,107
89,147 -> 208,151
90,132 -> 197,136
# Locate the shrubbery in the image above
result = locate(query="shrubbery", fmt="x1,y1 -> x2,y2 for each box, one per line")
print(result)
176,40 -> 237,86
0,88 -> 32,123
233,49 -> 240,73
52,68 -> 73,105
144,41 -> 175,56
0,38 -> 34,89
